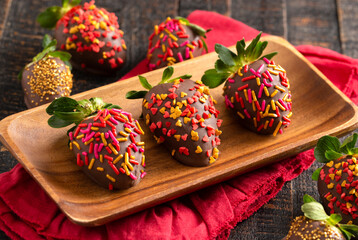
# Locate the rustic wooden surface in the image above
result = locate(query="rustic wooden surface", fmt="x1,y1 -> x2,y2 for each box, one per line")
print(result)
0,0 -> 358,239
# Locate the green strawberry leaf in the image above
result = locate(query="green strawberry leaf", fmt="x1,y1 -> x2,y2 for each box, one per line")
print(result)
325,150 -> 343,160
48,51 -> 72,62
53,111 -> 85,122
327,214 -> 342,226
17,67 -> 24,81
175,16 -> 210,38
138,76 -> 153,90
215,44 -> 237,67
126,90 -> 148,99
103,103 -> 121,109
339,224 -> 358,240
314,135 -> 341,163
48,115 -> 74,128
340,133 -> 358,155
202,38 -> 209,53
301,202 -> 330,221
161,66 -> 174,83
165,74 -> 192,84
46,97 -> 78,115
312,167 -> 322,181
201,69 -> 230,88
303,194 -> 317,203
42,34 -> 53,48
215,59 -> 235,73
260,52 -> 278,60
70,0 -> 81,6
37,6 -> 63,29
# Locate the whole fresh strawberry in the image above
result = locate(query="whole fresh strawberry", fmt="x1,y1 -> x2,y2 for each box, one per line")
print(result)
312,134 -> 358,225
126,67 -> 222,167
37,0 -> 126,75
147,17 -> 210,71
202,33 -> 292,136
20,34 -> 72,108
46,97 -> 146,190
283,194 -> 358,240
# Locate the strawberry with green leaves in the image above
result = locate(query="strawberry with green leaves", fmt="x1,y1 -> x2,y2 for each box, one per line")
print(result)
126,67 -> 222,167
284,194 -> 358,239
46,97 -> 146,190
202,33 -> 292,136
147,16 -> 210,70
20,34 -> 72,108
37,0 -> 126,75
312,133 -> 358,225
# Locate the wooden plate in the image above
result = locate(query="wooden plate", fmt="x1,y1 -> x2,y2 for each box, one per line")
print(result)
0,36 -> 357,226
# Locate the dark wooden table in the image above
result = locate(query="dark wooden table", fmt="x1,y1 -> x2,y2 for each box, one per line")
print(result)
0,0 -> 357,239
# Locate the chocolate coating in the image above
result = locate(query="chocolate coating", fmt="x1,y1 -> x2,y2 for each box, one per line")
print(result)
223,59 -> 292,135
70,109 -> 145,190
21,57 -> 72,108
142,79 -> 221,167
55,1 -> 126,75
283,216 -> 345,240
147,18 -> 204,70
318,155 -> 358,225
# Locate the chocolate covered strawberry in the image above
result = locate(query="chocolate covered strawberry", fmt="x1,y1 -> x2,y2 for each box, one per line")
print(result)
284,194 -> 358,240
20,34 -> 72,108
126,67 -> 221,167
312,134 -> 358,225
46,97 -> 146,190
202,33 -> 292,136
147,17 -> 210,71
37,0 -> 126,75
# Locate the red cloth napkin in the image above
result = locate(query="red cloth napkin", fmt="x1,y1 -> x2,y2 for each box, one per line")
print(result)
1,10 -> 358,240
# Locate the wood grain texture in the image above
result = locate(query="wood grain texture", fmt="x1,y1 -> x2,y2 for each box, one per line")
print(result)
179,0 -> 230,17
286,0 -> 341,52
231,0 -> 285,37
1,36 -> 357,226
337,0 -> 358,58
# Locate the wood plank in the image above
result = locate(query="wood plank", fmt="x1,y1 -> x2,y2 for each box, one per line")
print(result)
286,0 -> 341,52
0,0 -> 12,39
230,0 -> 286,37
179,0 -> 230,18
337,0 -> 358,58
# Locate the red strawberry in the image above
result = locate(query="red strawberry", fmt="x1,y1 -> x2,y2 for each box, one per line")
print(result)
126,67 -> 222,167
202,32 -> 292,136
20,34 -> 73,108
46,97 -> 146,190
37,0 -> 126,75
147,17 -> 210,71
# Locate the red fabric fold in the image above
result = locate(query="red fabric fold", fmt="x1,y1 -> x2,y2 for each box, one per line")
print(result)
0,10 -> 357,240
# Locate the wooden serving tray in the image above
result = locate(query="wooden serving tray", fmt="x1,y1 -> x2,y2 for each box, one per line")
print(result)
0,36 -> 357,226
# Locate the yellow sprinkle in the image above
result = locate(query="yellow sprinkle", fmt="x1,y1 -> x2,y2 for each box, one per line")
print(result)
349,164 -> 356,170
184,117 -> 191,124
181,92 -> 187,98
275,85 -> 286,92
120,114 -> 128,121
159,32 -> 164,39
191,130 -> 199,141
117,138 -> 128,142
100,21 -> 107,30
160,107 -> 166,114
253,117 -> 257,128
237,67 -> 243,76
264,120 -> 269,129
124,128 -> 132,133
122,164 -> 130,176
195,146 -> 202,153
108,143 -> 118,155
154,25 -> 159,35
84,138 -> 94,145
252,90 -> 257,101
326,161 -> 334,168
161,94 -> 167,100
283,93 -> 288,101
286,112 -> 292,118
104,114 -> 111,121
342,180 -> 347,187
267,113 -> 278,118
69,26 -> 79,34
275,101 -> 286,111
256,77 -> 261,86
347,202 -> 353,208
270,90 -> 279,98
186,44 -> 195,50
136,121 -> 144,134
100,154 -> 103,163
113,154 -> 123,164
162,44 -> 166,53
91,127 -> 99,131
189,51 -> 194,59
271,100 -> 276,110
176,120 -> 182,127
237,111 -> 245,119
244,89 -> 248,101
169,34 -> 177,41
88,158 -> 95,170
97,167 -> 104,171
209,157 -> 216,164
336,170 -> 342,176
350,189 -> 356,195
69,142 -> 73,150
174,135 -> 181,141
141,155 -> 145,166
106,174 -> 116,182
268,69 -> 279,75
101,133 -> 107,146
120,131 -> 129,137
264,104 -> 271,115
72,141 -> 80,150
326,194 -> 332,201
213,148 -> 219,159
76,134 -> 84,139
215,129 -> 222,136
137,142 -> 145,146
252,101 -> 256,112
171,149 -> 175,156
327,183 -> 334,189
273,121 -> 282,136
264,87 -> 269,97
329,173 -> 335,180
